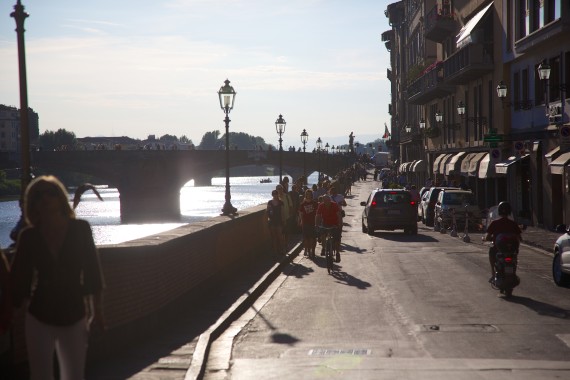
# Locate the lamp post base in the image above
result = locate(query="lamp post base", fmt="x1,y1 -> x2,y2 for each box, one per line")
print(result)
221,202 -> 237,216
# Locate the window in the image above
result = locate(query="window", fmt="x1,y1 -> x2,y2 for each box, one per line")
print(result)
522,68 -> 529,106
488,80 -> 494,132
549,56 -> 561,102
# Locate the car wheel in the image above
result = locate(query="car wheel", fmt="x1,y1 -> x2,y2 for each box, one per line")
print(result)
553,252 -> 570,287
362,219 -> 367,233
367,220 -> 374,235
411,225 -> 418,235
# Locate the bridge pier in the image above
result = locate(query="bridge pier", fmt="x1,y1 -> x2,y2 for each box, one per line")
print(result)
192,173 -> 212,186
119,186 -> 181,223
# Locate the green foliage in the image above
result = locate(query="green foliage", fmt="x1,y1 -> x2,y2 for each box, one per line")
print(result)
159,134 -> 178,142
179,135 -> 191,144
39,129 -> 77,151
0,171 -> 20,197
198,130 -> 268,150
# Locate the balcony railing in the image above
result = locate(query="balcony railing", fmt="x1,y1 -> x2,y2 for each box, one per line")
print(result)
424,2 -> 456,42
407,63 -> 454,105
443,43 -> 494,85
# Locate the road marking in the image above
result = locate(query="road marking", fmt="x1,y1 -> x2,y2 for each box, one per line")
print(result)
308,349 -> 372,356
556,334 -> 570,348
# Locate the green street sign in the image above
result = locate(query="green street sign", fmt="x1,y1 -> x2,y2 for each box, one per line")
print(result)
483,133 -> 503,143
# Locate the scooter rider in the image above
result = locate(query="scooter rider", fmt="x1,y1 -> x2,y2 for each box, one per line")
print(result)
483,202 -> 522,281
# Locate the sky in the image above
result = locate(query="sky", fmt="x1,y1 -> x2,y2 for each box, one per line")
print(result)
0,0 -> 393,150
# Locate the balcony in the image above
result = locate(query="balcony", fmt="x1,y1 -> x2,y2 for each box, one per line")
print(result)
407,63 -> 454,105
381,29 -> 394,42
443,43 -> 494,85
424,3 -> 457,42
387,68 -> 392,81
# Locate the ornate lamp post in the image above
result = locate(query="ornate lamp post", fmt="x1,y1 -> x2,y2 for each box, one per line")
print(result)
316,137 -> 322,182
300,129 -> 308,181
218,79 -> 237,215
11,1 -> 31,199
275,114 -> 286,183
538,60 -> 551,115
325,143 -> 330,174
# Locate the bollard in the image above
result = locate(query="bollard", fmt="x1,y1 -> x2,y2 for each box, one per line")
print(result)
462,204 -> 471,243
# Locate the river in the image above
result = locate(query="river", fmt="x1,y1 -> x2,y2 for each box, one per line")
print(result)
0,173 -> 318,248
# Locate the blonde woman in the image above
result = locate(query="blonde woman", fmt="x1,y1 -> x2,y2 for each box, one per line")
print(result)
11,175 -> 105,380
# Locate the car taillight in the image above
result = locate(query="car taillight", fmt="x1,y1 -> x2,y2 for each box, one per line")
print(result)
410,201 -> 416,206
371,200 -> 377,208
505,257 -> 513,263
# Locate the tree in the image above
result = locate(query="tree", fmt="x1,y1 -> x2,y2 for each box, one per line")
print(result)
159,134 -> 178,142
179,135 -> 191,144
198,130 -> 221,150
39,129 -> 77,151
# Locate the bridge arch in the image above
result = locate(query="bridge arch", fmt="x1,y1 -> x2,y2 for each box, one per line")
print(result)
32,150 -> 352,221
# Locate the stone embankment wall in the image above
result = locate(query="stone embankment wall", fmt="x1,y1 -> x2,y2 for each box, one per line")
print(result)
12,204 -> 271,365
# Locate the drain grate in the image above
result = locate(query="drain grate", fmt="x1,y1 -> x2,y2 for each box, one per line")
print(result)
308,349 -> 371,356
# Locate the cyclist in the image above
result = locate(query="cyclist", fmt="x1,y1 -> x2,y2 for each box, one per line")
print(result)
315,195 -> 342,262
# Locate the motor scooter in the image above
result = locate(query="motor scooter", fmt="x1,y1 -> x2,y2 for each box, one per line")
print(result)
490,233 -> 520,297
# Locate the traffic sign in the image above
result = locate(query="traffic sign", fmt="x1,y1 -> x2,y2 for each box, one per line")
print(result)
483,133 -> 503,143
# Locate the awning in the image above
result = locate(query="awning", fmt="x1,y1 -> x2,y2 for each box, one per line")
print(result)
411,159 -> 427,172
460,153 -> 478,175
432,153 -> 447,174
403,162 -> 413,172
399,163 -> 406,173
550,152 -> 570,175
456,2 -> 494,49
445,152 -> 467,175
495,154 -> 529,175
468,152 -> 488,176
478,153 -> 495,178
439,154 -> 453,174
545,146 -> 561,164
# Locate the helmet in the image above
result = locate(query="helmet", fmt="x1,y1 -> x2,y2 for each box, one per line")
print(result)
498,201 -> 512,217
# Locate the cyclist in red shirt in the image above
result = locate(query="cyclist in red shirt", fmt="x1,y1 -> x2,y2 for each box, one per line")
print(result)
315,195 -> 342,262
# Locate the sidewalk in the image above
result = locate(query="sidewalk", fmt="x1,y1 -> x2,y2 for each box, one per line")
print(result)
519,225 -> 561,254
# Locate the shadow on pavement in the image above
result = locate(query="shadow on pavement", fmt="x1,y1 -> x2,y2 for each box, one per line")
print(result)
342,243 -> 368,254
505,295 -> 570,319
369,231 -> 440,243
331,270 -> 372,290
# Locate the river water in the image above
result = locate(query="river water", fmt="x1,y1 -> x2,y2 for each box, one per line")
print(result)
0,173 -> 318,248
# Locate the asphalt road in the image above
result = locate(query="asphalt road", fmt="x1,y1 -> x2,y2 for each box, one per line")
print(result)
204,178 -> 570,380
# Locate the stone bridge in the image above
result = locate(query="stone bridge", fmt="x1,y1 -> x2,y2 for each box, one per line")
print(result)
31,150 -> 352,222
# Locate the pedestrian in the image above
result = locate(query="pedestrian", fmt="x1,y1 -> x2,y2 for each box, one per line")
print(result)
266,189 -> 285,255
10,175 -> 105,380
276,184 -> 292,252
298,189 -> 318,257
409,185 -> 421,203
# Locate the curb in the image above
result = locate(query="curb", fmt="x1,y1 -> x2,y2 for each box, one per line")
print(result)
184,242 -> 303,380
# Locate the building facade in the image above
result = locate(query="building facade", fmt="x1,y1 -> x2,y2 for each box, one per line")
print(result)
385,0 -> 569,229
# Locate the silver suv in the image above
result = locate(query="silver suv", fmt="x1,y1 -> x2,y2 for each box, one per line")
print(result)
360,188 -> 418,235
434,189 -> 481,230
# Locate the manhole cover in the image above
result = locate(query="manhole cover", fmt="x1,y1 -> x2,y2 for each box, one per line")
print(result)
308,349 -> 372,356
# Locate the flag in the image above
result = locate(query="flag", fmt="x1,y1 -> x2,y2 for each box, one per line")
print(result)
382,123 -> 391,139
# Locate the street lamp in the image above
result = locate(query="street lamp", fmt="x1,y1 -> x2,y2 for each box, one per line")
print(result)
325,143 -> 330,174
419,118 -> 426,129
11,1 -> 31,200
316,137 -> 322,182
457,101 -> 466,117
300,128 -> 308,182
405,124 -> 412,133
435,111 -> 443,123
538,60 -> 551,115
218,79 -> 237,215
275,114 -> 286,183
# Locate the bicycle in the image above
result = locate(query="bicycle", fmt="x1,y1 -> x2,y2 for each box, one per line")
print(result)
319,226 -> 338,274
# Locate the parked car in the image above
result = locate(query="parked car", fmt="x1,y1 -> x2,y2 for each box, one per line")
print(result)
434,189 -> 482,230
360,188 -> 418,235
420,187 -> 460,226
553,224 -> 570,287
